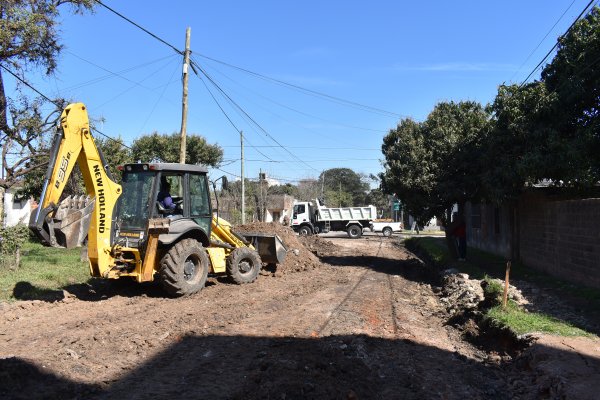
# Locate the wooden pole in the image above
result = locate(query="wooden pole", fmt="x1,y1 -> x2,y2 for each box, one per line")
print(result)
503,260 -> 511,309
241,131 -> 245,224
179,27 -> 191,164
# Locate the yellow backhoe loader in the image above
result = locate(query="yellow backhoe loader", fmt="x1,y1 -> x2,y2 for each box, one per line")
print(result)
29,103 -> 286,296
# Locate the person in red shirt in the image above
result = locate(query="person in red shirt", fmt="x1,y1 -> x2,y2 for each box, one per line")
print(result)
452,215 -> 467,261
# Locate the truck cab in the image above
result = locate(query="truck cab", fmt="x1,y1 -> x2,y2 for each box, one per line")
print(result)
291,200 -> 316,236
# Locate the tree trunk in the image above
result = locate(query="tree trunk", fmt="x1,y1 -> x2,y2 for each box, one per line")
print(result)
0,186 -> 4,227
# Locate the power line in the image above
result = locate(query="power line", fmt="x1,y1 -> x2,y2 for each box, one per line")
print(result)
195,66 -> 279,163
520,0 -> 596,87
220,145 -> 382,150
93,0 -> 182,55
94,1 -> 401,120
510,0 -> 577,82
1,64 -> 132,150
196,53 -> 402,118
191,60 -> 321,174
200,62 -> 388,134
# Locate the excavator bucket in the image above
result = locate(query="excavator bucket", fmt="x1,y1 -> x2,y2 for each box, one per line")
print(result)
50,196 -> 94,248
241,232 -> 288,265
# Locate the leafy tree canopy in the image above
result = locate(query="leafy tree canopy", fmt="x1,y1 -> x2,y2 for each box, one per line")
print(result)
0,0 -> 95,191
131,132 -> 223,167
319,168 -> 369,206
381,101 -> 490,224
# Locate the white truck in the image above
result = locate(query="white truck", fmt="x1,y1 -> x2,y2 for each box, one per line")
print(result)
370,220 -> 403,237
291,198 -> 377,238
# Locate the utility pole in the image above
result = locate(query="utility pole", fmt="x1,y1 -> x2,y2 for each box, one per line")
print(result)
259,169 -> 263,222
240,131 -> 245,224
321,170 -> 324,199
179,27 -> 191,164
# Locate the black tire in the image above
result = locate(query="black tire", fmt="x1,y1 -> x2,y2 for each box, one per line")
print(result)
347,224 -> 363,238
227,247 -> 262,284
159,238 -> 209,297
298,226 -> 312,236
382,227 -> 393,237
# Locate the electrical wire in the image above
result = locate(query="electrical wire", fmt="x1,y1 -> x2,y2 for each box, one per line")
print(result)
199,60 -> 388,134
1,64 -> 133,150
510,0 -> 577,83
191,60 -> 321,174
93,0 -> 182,55
196,53 -> 402,118
520,0 -> 596,87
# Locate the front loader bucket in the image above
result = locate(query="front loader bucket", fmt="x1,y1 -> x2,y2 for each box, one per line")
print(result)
241,233 -> 287,265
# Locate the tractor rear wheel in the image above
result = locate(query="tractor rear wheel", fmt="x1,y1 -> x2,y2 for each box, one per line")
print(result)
159,239 -> 209,297
227,247 -> 262,284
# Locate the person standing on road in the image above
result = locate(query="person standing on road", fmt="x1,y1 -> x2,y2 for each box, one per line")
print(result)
451,215 -> 467,261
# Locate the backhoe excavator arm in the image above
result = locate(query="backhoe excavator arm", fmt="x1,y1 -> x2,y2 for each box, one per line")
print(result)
29,103 -> 122,277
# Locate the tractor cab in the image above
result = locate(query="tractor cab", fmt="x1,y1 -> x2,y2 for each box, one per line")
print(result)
113,163 -> 212,249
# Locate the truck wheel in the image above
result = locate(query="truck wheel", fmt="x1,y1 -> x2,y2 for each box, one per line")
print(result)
159,238 -> 209,297
298,226 -> 312,236
347,224 -> 362,239
227,247 -> 262,284
382,227 -> 393,237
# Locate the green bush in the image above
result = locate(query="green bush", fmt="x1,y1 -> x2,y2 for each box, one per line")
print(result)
0,224 -> 29,269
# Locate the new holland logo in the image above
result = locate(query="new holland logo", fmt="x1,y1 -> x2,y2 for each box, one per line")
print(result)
93,164 -> 107,233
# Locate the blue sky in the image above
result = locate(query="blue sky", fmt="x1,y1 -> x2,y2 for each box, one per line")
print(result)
8,0 -> 594,186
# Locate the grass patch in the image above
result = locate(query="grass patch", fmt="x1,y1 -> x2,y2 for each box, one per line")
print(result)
486,303 -> 593,337
406,236 -> 598,337
0,240 -> 90,302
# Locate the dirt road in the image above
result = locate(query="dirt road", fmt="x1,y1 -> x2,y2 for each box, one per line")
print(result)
0,232 -> 597,399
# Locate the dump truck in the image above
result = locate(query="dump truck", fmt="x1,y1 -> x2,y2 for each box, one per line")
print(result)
291,198 -> 377,238
29,102 -> 286,296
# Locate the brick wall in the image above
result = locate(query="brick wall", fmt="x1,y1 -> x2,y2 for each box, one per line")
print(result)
519,191 -> 600,288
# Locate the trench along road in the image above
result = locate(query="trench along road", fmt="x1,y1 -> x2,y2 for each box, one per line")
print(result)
0,234 -> 508,399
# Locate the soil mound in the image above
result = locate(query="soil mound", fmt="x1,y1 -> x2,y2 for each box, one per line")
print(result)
234,222 -> 322,274
298,235 -> 343,257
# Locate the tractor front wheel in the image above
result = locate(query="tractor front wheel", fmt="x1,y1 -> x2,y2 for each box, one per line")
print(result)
227,247 -> 262,284
159,239 -> 209,297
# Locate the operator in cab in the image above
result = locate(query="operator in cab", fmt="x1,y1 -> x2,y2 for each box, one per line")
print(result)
158,178 -> 176,211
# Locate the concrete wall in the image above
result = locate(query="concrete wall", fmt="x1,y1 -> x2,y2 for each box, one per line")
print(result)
519,191 -> 600,288
466,202 -> 512,258
3,188 -> 32,227
468,190 -> 600,289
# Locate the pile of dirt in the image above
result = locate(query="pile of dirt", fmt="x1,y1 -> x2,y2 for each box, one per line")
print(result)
234,222 -> 323,274
298,234 -> 343,257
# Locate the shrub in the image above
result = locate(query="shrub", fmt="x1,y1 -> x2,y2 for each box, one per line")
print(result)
0,224 -> 29,269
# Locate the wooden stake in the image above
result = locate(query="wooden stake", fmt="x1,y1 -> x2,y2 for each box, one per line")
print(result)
503,260 -> 511,309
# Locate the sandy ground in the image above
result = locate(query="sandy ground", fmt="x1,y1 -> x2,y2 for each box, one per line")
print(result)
0,226 -> 599,399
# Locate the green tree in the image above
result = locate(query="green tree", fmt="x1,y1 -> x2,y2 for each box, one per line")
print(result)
540,6 -> 600,186
97,136 -> 133,182
268,183 -> 299,197
0,0 -> 94,222
483,83 -> 557,202
131,132 -> 223,167
380,101 -> 490,253
320,168 -> 369,206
